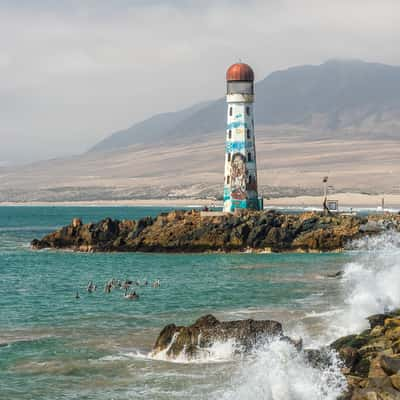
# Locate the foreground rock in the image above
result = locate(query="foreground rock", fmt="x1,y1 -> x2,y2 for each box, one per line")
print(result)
153,311 -> 400,397
31,210 -> 400,253
326,310 -> 400,399
151,314 -> 298,360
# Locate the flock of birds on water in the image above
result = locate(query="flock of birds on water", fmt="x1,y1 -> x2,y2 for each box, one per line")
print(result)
75,278 -> 161,300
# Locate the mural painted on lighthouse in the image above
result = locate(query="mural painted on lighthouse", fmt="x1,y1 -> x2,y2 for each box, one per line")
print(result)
223,63 -> 262,213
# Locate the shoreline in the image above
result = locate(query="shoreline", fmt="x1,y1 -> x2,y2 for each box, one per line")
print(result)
1,192 -> 400,209
0,199 -> 215,207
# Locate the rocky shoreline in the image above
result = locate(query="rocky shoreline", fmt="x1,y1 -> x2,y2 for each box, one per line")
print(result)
328,310 -> 400,399
151,311 -> 400,399
31,210 -> 400,253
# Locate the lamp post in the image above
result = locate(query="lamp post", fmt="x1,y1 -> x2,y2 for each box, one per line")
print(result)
323,176 -> 329,215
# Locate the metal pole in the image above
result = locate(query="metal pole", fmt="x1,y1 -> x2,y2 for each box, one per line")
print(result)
323,176 -> 328,215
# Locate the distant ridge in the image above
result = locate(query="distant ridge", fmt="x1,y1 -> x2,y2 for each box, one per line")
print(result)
89,59 -> 400,153
3,59 -> 400,202
89,101 -> 213,153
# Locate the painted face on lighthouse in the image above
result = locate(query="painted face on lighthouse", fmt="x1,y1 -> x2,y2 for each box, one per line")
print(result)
230,153 -> 248,200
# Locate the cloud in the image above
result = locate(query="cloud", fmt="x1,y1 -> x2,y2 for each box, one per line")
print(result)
0,0 -> 400,164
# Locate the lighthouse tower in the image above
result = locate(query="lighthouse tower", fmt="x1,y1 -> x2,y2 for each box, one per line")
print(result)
223,63 -> 261,213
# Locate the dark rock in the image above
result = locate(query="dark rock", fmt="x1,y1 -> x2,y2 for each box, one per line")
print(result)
299,217 -> 318,232
247,225 -> 269,246
380,355 -> 400,375
232,223 -> 251,241
331,334 -> 369,352
304,347 -> 335,369
368,314 -> 388,329
153,323 -> 178,352
137,216 -> 153,230
151,314 -> 283,360
340,346 -> 361,371
326,271 -> 344,278
192,314 -> 220,328
352,357 -> 371,378
263,226 -> 283,246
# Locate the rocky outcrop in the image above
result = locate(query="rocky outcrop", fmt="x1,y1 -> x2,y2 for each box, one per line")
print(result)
150,314 -> 298,360
152,311 -> 400,397
31,210 -> 400,253
327,310 -> 400,399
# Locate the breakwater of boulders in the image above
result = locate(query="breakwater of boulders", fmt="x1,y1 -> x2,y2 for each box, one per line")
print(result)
31,210 -> 400,253
329,309 -> 400,399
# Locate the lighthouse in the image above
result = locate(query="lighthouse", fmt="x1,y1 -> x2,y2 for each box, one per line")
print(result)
223,63 -> 262,213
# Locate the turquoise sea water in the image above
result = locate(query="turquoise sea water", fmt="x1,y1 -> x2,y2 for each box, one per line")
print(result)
0,206 -> 384,399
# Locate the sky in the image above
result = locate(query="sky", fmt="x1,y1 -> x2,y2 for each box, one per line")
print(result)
1,0 -> 400,165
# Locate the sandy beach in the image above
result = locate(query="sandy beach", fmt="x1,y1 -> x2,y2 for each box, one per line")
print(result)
0,198 -> 215,207
1,192 -> 399,210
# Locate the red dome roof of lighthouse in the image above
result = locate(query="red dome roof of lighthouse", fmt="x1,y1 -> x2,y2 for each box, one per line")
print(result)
226,63 -> 254,81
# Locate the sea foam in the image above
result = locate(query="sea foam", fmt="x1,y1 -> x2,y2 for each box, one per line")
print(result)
216,340 -> 346,400
149,335 -> 242,364
325,230 -> 400,340
214,231 -> 400,399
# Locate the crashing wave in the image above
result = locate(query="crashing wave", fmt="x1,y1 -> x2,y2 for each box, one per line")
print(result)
216,339 -> 346,400
326,230 -> 400,339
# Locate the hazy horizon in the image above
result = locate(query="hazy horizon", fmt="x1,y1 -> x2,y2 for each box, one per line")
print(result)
1,0 -> 400,165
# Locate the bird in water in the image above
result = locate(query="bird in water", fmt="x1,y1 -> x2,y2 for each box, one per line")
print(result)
87,281 -> 96,293
152,279 -> 160,288
124,288 -> 139,300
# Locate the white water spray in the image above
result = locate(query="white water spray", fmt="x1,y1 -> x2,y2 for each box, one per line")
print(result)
326,231 -> 400,339
149,331 -> 242,364
213,231 -> 400,399
217,339 -> 346,400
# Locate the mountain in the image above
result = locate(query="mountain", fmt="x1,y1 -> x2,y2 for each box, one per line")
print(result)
89,59 -> 400,154
90,101 -> 212,152
2,59 -> 400,202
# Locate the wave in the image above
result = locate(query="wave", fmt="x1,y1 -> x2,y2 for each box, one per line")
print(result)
303,309 -> 342,319
148,333 -> 241,364
206,231 -> 400,398
0,333 -> 55,347
320,230 -> 400,341
216,339 -> 346,400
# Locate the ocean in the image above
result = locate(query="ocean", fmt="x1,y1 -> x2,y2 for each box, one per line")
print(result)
1,206 -> 399,399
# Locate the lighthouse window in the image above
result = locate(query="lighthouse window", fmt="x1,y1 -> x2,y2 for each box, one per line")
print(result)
227,153 -> 231,162
247,152 -> 252,162
226,175 -> 230,184
247,129 -> 251,139
228,129 -> 232,139
246,106 -> 250,116
249,175 -> 252,184
229,107 -> 232,116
